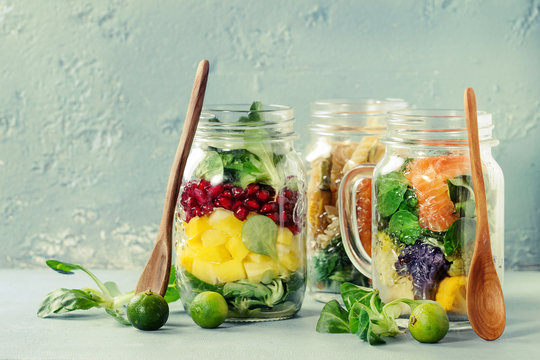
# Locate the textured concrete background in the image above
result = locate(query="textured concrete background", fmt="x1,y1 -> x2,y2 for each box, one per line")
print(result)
1,0 -> 539,269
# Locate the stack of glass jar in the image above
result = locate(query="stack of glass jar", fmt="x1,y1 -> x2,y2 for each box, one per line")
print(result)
305,99 -> 408,302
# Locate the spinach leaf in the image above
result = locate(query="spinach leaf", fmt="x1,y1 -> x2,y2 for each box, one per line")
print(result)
316,300 -> 351,333
447,175 -> 476,217
37,288 -> 102,318
398,188 -> 418,216
376,171 -> 409,217
387,210 -> 422,245
241,215 -> 278,260
443,217 -> 476,256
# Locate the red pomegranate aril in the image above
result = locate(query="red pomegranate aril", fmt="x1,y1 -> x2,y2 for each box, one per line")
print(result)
276,195 -> 287,206
244,199 -> 260,210
234,207 -> 248,221
219,197 -> 233,210
246,183 -> 260,196
233,200 -> 243,210
261,202 -> 277,213
232,186 -> 243,198
193,188 -> 207,205
198,179 -> 211,190
207,184 -> 224,199
279,210 -> 288,225
221,190 -> 233,199
267,212 -> 279,223
201,204 -> 214,214
284,202 -> 293,212
194,207 -> 203,217
256,190 -> 271,202
185,213 -> 193,223
287,224 -> 300,234
283,189 -> 294,199
223,183 -> 233,191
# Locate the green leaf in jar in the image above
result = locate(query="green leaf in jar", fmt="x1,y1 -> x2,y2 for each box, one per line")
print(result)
387,210 -> 422,245
241,215 -> 278,261
443,217 -> 476,256
376,171 -> 409,217
194,150 -> 224,183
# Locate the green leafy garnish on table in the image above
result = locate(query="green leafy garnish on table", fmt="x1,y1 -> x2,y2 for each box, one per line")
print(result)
316,283 -> 430,345
37,260 -> 179,325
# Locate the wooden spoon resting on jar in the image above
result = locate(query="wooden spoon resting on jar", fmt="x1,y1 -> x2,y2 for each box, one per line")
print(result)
135,60 -> 209,295
464,88 -> 506,340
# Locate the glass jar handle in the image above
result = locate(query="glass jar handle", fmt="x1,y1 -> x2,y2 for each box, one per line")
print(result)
338,165 -> 375,279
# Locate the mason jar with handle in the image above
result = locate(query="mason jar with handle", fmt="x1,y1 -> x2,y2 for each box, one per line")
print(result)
338,109 -> 504,324
305,98 -> 408,303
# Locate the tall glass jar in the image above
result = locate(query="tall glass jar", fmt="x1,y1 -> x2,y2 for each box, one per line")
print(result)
339,109 -> 504,325
174,103 -> 307,321
305,98 -> 408,302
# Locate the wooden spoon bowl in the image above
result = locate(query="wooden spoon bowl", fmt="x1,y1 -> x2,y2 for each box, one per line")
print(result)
464,88 -> 506,340
135,60 -> 209,295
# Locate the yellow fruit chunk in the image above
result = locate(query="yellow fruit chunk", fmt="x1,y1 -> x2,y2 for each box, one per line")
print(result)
183,216 -> 210,242
198,245 -> 232,264
201,229 -> 229,248
226,235 -> 250,261
276,228 -> 293,246
435,275 -> 467,315
247,253 -> 274,263
208,208 -> 244,237
279,252 -> 300,272
244,260 -> 279,282
191,258 -> 218,284
215,260 -> 246,282
178,246 -> 196,273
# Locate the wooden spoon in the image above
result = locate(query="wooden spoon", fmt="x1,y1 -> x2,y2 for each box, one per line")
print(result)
464,87 -> 506,340
135,60 -> 209,295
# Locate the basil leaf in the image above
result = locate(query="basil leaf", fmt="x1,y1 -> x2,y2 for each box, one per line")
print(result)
164,266 -> 180,303
241,215 -> 278,260
316,300 -> 351,333
37,288 -> 101,318
387,210 -> 422,245
376,171 -> 409,217
443,217 -> 476,256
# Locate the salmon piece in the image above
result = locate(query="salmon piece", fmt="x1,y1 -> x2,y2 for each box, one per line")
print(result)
356,178 -> 372,256
405,156 -> 470,231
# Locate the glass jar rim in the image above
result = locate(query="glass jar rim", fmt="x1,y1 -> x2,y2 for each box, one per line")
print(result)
195,104 -> 296,143
382,108 -> 497,148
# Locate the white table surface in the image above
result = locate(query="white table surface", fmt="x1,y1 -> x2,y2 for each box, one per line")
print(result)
1,269 -> 538,360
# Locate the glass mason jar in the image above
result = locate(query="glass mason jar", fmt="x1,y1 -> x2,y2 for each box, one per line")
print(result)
305,98 -> 408,302
174,103 -> 307,321
339,109 -> 504,324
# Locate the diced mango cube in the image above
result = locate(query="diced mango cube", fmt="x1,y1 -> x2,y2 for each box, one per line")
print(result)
226,235 -> 250,261
198,245 -> 232,264
247,253 -> 274,263
191,258 -> 218,284
201,229 -> 229,248
276,243 -> 290,258
208,209 -> 244,237
187,239 -> 203,254
276,228 -> 293,246
244,260 -> 279,282
215,260 -> 246,283
279,251 -> 300,272
183,216 -> 210,242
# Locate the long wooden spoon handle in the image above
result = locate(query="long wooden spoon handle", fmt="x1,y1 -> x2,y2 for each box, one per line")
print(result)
464,88 -> 489,245
135,60 -> 209,295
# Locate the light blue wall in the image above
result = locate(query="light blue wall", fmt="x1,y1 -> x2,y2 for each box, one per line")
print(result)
1,0 -> 539,269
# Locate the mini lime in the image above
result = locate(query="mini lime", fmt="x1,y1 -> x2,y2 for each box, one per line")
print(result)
189,291 -> 228,329
408,301 -> 449,343
127,290 -> 169,331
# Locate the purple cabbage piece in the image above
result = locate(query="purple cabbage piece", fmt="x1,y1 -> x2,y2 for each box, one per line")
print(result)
395,243 -> 450,299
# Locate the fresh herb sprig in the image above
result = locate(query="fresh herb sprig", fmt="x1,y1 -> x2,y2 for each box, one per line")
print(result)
316,283 -> 430,345
37,260 -> 179,325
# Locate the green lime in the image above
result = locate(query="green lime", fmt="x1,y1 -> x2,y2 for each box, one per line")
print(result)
408,301 -> 449,343
189,291 -> 228,329
127,290 -> 169,331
